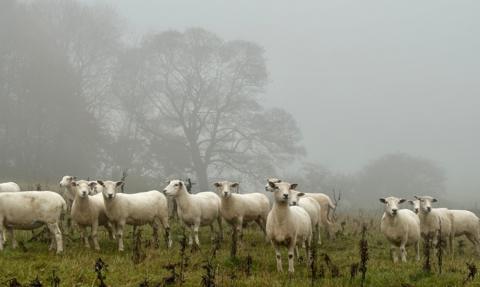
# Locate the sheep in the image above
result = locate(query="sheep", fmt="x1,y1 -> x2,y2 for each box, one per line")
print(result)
0,182 -> 21,242
266,180 -> 312,274
0,191 -> 66,254
409,198 -> 480,255
379,197 -> 421,263
288,189 -> 322,245
415,196 -> 453,254
214,181 -> 269,241
59,175 -> 77,208
70,180 -> 114,250
98,180 -> 171,251
267,178 -> 335,238
163,179 -> 222,247
0,182 -> 21,193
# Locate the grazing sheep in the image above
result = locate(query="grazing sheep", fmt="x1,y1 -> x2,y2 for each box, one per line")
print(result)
214,181 -> 269,241
0,191 -> 66,254
163,180 -> 222,247
70,180 -> 114,250
415,196 -> 453,253
267,178 -> 335,238
0,182 -> 21,193
379,197 -> 421,263
266,181 -> 312,274
289,189 -> 322,245
98,180 -> 171,251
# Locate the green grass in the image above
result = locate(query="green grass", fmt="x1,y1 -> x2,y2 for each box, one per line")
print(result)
1,216 -> 480,287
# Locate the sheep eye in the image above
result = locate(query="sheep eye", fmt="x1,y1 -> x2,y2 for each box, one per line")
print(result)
174,183 -> 179,187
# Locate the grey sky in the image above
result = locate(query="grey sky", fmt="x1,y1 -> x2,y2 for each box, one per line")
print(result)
88,0 -> 480,195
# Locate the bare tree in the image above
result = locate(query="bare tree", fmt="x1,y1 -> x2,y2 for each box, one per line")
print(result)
114,28 -> 304,189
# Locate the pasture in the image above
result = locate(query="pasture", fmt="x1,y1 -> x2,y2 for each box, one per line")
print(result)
1,212 -> 479,287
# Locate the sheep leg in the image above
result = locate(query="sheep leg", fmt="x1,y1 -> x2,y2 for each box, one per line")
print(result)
0,221 -> 4,250
466,233 -> 480,256
92,220 -> 100,251
107,222 -> 115,240
116,221 -> 125,251
187,225 -> 194,246
449,235 -> 454,256
288,241 -> 296,274
8,228 -> 17,249
160,216 -> 172,249
47,223 -> 63,254
193,224 -> 200,247
390,245 -> 398,263
152,220 -> 160,249
79,225 -> 90,248
415,240 -> 420,261
273,242 -> 283,272
255,217 -> 267,236
305,237 -> 311,267
217,216 -> 223,241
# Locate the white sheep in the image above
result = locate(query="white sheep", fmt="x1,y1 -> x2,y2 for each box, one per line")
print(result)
70,180 -> 115,250
0,182 -> 21,193
267,178 -> 335,238
288,189 -> 322,245
163,179 -> 222,247
214,181 -> 269,241
98,180 -> 171,251
379,197 -> 421,263
59,175 -> 77,208
409,199 -> 480,255
0,191 -> 66,254
266,180 -> 312,274
415,196 -> 453,254
0,182 -> 21,243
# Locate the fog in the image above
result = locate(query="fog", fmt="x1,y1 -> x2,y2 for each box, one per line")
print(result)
1,0 -> 479,208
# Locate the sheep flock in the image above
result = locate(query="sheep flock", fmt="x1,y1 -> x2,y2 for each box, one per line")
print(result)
0,177 -> 479,275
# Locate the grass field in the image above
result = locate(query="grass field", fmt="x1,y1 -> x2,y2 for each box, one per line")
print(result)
1,213 -> 479,287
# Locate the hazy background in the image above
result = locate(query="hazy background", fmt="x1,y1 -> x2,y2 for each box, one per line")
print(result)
1,0 -> 479,209
86,0 -> 480,199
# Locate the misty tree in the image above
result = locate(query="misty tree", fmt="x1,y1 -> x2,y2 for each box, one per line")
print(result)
356,153 -> 446,206
0,0 -> 101,180
114,28 -> 304,189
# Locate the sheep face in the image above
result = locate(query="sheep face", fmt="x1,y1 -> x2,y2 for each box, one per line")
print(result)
163,180 -> 184,197
60,175 -> 76,187
414,196 -> 438,214
379,197 -> 406,216
97,180 -> 123,199
408,199 -> 420,214
288,189 -> 305,206
267,181 -> 298,204
213,181 -> 239,198
71,180 -> 95,198
264,178 -> 282,192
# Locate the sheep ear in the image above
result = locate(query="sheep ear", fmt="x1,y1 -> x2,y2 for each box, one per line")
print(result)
116,181 -> 124,187
407,200 -> 414,205
71,181 -> 77,187
213,182 -> 221,188
231,182 -> 239,188
379,198 -> 386,203
297,192 -> 305,197
97,180 -> 105,187
399,199 -> 406,204
290,183 -> 298,190
414,195 -> 419,200
268,181 -> 276,189
89,181 -> 97,188
432,198 -> 438,203
178,181 -> 183,187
